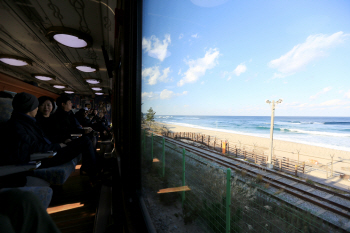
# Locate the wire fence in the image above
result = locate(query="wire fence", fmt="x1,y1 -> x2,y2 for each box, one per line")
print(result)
141,130 -> 340,233
163,131 -> 350,179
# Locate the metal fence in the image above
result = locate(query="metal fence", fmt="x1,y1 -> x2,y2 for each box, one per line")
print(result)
141,130 -> 339,233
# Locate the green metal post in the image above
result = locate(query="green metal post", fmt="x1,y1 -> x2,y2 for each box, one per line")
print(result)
162,138 -> 165,177
151,133 -> 154,160
182,148 -> 186,207
226,168 -> 231,233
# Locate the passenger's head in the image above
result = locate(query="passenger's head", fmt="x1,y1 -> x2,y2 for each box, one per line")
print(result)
12,92 -> 39,118
56,95 -> 72,112
98,112 -> 104,118
38,96 -> 55,117
93,109 -> 98,115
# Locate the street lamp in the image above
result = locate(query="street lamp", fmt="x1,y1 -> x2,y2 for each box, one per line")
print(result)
266,99 -> 283,169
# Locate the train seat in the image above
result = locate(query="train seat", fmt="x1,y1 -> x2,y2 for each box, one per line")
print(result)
0,96 -> 81,185
0,186 -> 53,209
33,155 -> 81,185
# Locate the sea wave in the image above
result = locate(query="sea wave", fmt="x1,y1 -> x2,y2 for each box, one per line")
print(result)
158,116 -> 173,119
279,128 -> 350,137
257,126 -> 270,130
323,122 -> 350,125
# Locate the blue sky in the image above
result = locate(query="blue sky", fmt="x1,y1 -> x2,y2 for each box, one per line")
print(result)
141,0 -> 350,116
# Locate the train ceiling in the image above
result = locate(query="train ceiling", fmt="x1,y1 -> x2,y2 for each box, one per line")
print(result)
0,0 -> 116,95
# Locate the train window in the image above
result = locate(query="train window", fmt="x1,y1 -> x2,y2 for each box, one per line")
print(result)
141,1 -> 350,232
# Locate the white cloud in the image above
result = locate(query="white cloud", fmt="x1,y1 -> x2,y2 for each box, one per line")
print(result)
141,92 -> 159,101
142,66 -> 170,85
269,31 -> 349,77
191,33 -> 198,38
160,89 -> 188,99
184,105 -> 189,108
179,33 -> 184,39
178,69 -> 182,75
142,34 -> 171,61
222,63 -> 247,81
310,86 -> 332,99
233,63 -> 247,76
319,99 -> 347,106
345,90 -> 350,98
178,48 -> 220,86
283,102 -> 300,106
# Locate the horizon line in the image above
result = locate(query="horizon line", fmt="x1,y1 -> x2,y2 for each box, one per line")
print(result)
153,115 -> 350,117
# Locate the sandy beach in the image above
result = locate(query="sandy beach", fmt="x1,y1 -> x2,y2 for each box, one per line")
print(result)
156,122 -> 350,175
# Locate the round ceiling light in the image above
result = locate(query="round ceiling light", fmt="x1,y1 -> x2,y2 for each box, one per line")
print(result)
32,74 -> 55,81
72,63 -> 98,73
85,78 -> 101,84
52,85 -> 66,89
65,91 -> 74,94
46,27 -> 93,49
91,87 -> 102,91
95,92 -> 104,95
0,54 -> 32,66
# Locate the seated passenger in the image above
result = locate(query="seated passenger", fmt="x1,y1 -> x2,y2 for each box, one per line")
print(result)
75,108 -> 93,127
54,95 -> 93,142
94,112 -> 111,141
35,96 -> 62,143
96,112 -> 110,128
0,92 -> 99,180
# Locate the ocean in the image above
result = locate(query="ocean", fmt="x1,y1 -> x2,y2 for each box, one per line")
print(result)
155,115 -> 350,152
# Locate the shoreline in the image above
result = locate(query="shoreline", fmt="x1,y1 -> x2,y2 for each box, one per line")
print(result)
154,121 -> 350,172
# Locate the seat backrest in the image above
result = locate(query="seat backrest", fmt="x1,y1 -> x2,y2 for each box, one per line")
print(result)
0,97 -> 13,125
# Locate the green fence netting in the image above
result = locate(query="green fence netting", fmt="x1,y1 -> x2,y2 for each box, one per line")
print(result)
141,130 -> 339,233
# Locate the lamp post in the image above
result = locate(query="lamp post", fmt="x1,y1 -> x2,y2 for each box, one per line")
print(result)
266,99 -> 282,169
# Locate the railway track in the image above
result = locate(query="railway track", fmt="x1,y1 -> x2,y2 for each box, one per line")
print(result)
152,134 -> 350,230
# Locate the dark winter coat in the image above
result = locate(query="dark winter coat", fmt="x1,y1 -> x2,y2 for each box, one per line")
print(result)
53,108 -> 84,142
0,111 -> 61,165
36,113 -> 62,143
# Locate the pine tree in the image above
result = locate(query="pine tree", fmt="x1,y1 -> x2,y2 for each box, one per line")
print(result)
146,107 -> 156,122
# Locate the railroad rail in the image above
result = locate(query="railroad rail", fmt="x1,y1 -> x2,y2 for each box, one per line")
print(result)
149,132 -> 350,230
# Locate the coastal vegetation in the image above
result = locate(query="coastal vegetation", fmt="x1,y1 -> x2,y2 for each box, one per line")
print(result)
146,107 -> 156,122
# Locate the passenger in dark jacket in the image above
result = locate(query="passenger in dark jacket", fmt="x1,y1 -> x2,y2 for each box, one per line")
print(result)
75,108 -> 93,128
0,93 -> 98,177
93,112 -> 111,140
1,93 -> 62,165
53,95 -> 93,142
35,96 -> 62,143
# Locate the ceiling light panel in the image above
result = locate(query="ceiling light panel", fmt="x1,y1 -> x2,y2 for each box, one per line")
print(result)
53,85 -> 66,89
76,66 -> 96,72
65,91 -> 74,94
0,55 -> 32,66
95,92 -> 104,95
46,27 -> 93,49
72,63 -> 99,73
85,79 -> 101,84
91,87 -> 102,91
32,74 -> 55,81
53,34 -> 87,48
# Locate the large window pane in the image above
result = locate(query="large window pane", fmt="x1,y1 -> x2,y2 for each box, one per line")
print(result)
141,1 -> 350,232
